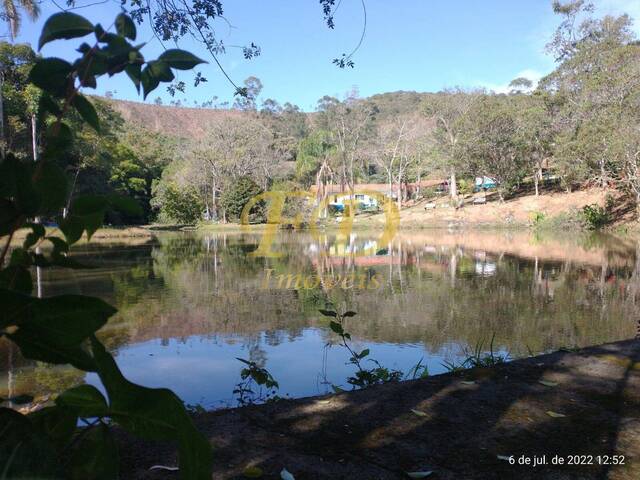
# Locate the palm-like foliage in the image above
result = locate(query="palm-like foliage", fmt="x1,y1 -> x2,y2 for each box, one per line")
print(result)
2,0 -> 40,39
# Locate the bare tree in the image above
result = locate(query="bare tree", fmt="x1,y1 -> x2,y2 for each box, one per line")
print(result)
421,88 -> 482,200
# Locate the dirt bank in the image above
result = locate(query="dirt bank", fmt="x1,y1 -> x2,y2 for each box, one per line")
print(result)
356,187 -> 610,229
118,339 -> 640,479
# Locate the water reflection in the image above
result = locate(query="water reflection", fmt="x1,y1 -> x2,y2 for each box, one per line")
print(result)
1,230 -> 638,408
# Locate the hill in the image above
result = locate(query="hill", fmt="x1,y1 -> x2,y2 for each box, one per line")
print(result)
103,90 -> 435,139
105,99 -> 246,139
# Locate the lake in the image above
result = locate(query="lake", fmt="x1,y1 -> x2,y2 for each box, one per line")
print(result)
1,229 -> 638,409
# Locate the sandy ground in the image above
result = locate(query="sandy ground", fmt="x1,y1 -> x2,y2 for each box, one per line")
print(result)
118,339 -> 640,480
356,188 -> 610,229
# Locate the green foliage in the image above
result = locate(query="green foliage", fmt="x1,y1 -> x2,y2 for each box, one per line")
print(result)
220,176 -> 264,222
320,309 -> 403,389
0,11 -> 212,480
442,334 -> 508,372
233,357 -> 280,406
582,203 -> 610,230
296,129 -> 334,186
153,182 -> 204,224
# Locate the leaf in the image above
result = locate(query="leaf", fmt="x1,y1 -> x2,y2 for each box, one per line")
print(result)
0,288 -> 33,328
125,64 -> 141,93
538,380 -> 558,387
39,94 -> 62,116
29,58 -> 73,98
46,236 -> 69,254
44,122 -> 73,153
72,94 -> 100,132
67,423 -> 119,480
243,466 -> 264,478
406,472 -> 433,478
59,215 -> 85,244
0,408 -> 57,477
546,411 -> 567,418
23,222 -> 46,250
318,309 -> 337,317
8,294 -> 116,370
91,338 -> 212,479
5,394 -> 34,405
56,384 -> 109,417
329,321 -> 344,335
39,12 -> 94,49
141,61 -> 174,98
62,194 -> 109,242
280,468 -> 295,480
115,13 -> 136,40
158,49 -> 207,70
33,161 -> 69,213
0,265 -> 33,294
411,409 -> 428,417
0,198 -> 20,236
358,349 -> 370,359
29,406 -> 78,450
108,195 -> 143,216
343,311 -> 357,317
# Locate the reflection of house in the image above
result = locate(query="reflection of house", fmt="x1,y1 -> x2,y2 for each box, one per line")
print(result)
310,180 -> 444,209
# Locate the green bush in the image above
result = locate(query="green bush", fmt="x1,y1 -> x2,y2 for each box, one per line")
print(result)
582,203 -> 609,230
153,182 -> 203,224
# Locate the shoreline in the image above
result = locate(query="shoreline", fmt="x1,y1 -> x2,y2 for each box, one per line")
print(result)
118,339 -> 640,479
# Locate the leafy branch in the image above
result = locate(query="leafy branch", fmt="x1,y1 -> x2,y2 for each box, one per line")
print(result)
0,11 -> 212,480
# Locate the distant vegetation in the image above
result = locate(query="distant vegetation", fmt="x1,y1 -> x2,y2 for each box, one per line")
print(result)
2,1 -> 639,227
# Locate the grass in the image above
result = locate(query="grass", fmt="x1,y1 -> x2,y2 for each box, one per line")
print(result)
442,334 -> 510,372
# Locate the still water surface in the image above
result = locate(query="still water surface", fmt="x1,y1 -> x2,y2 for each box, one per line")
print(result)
1,229 -> 638,408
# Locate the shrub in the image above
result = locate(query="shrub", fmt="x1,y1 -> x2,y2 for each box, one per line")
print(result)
582,203 -> 609,230
153,182 -> 203,224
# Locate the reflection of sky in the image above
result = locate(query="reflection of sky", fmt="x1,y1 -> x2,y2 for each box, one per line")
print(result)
86,328 -> 459,409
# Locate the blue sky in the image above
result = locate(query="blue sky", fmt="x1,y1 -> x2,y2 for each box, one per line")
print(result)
9,0 -> 640,111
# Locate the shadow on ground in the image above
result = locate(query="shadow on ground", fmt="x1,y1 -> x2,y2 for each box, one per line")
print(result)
118,339 -> 640,479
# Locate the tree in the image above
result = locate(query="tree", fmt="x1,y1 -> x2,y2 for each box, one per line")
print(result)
540,7 -> 639,192
152,181 -> 204,223
421,88 -> 482,200
1,0 -> 39,39
220,176 -> 263,222
0,42 -> 37,156
233,76 -> 263,111
317,90 -> 377,194
296,129 -> 335,187
510,93 -> 553,196
457,95 -> 528,201
368,113 -> 429,209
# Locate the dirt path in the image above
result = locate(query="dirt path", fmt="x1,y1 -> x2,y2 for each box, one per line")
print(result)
118,339 -> 640,479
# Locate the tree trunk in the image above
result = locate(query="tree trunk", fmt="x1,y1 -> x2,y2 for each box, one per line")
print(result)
450,170 -> 457,200
0,72 -> 4,158
31,114 -> 38,161
534,172 -> 539,197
